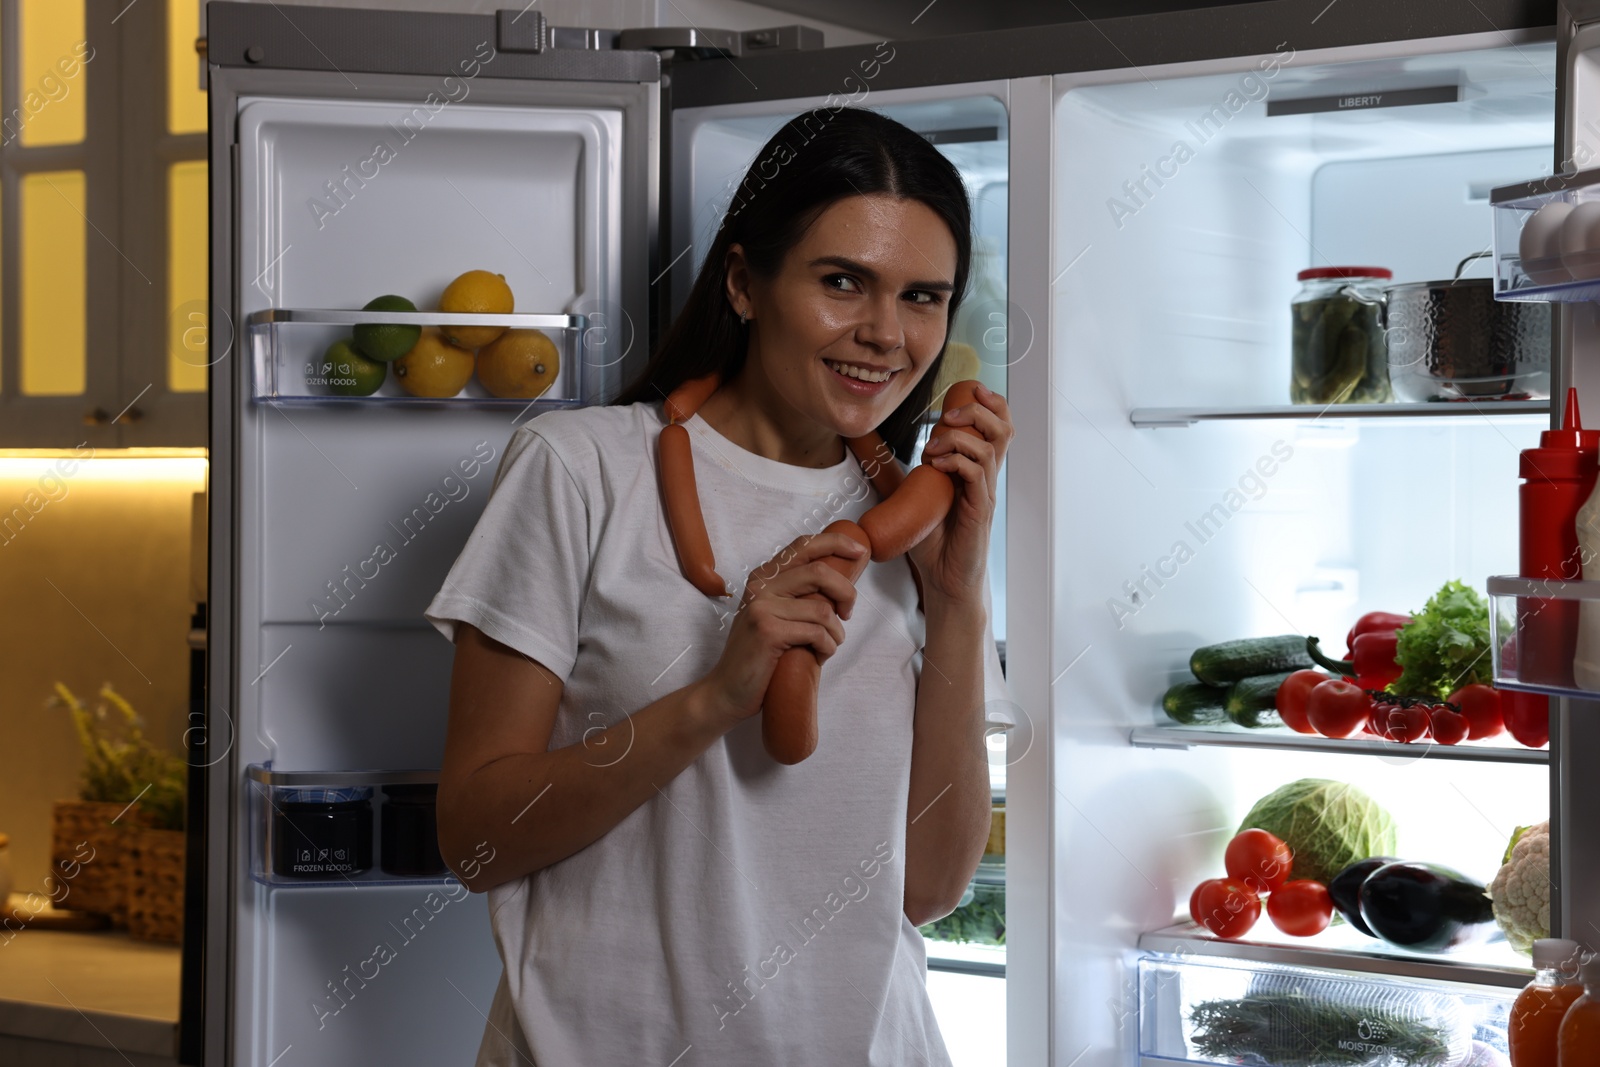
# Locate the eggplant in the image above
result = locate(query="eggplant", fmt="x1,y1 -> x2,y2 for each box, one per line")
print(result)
1328,857 -> 1399,937
1357,861 -> 1495,952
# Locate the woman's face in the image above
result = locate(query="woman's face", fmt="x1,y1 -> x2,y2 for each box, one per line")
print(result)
728,194 -> 958,440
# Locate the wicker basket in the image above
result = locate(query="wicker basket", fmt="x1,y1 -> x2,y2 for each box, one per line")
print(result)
126,827 -> 185,944
50,800 -> 154,925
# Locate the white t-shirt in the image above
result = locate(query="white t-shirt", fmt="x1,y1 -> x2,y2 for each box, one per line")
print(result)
425,399 -> 1011,1067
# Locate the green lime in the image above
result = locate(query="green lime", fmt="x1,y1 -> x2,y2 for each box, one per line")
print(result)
352,295 -> 421,362
323,338 -> 387,396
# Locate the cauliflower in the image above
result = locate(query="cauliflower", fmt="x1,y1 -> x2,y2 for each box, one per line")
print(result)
1488,821 -> 1550,956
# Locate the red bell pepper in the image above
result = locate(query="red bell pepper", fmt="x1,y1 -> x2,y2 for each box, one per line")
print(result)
1308,634 -> 1403,691
1345,611 -> 1412,656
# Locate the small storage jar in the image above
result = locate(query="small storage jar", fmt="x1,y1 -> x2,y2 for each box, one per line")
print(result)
1290,266 -> 1393,405
271,787 -> 373,879
381,784 -> 446,877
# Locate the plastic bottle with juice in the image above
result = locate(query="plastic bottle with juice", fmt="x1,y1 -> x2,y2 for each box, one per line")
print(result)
1557,955 -> 1600,1067
1511,938 -> 1583,1066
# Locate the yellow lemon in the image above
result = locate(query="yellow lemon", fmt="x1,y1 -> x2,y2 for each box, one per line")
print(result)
394,329 -> 475,397
439,270 -> 514,348
476,330 -> 561,399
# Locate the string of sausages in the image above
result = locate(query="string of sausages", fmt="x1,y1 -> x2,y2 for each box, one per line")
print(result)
658,373 -> 983,763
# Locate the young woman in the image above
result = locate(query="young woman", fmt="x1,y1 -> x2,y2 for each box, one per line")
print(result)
427,106 -> 1015,1066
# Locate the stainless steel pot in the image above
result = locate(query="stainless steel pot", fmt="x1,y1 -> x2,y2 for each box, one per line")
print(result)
1383,252 -> 1550,402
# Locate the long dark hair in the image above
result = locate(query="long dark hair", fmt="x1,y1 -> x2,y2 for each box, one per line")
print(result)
612,106 -> 973,465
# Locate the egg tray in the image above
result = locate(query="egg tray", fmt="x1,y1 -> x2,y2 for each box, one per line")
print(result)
1491,169 -> 1600,302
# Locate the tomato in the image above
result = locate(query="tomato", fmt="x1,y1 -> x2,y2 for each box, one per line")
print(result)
1266,879 -> 1334,937
1501,688 -> 1550,748
1275,670 -> 1327,735
1193,878 -> 1262,939
1306,678 -> 1372,738
1189,882 -> 1205,925
1428,706 -> 1471,746
1225,829 -> 1294,895
1447,684 -> 1505,741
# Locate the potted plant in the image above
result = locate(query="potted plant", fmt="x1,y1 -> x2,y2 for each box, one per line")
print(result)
49,683 -> 186,941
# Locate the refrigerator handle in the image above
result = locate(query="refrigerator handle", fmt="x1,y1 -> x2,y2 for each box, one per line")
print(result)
496,9 -> 550,53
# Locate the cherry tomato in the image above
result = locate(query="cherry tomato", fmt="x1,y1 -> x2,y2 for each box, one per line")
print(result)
1447,684 -> 1504,741
1501,688 -> 1550,748
1429,706 -> 1471,746
1193,878 -> 1262,939
1382,703 -> 1431,744
1275,670 -> 1327,735
1225,829 -> 1294,895
1306,678 -> 1372,738
1266,879 -> 1334,937
1189,882 -> 1205,925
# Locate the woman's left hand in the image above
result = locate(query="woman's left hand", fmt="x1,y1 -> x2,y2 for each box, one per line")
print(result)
906,383 -> 1014,605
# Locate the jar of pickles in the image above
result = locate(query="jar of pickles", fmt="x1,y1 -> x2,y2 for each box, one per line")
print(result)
1290,266 -> 1393,405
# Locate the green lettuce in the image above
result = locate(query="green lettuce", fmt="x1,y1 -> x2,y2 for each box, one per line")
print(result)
1390,580 -> 1497,700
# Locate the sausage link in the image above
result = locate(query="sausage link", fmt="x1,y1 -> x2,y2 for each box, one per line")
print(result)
659,422 -> 729,598
857,380 -> 984,562
763,520 -> 871,764
664,372 -> 722,424
846,432 -> 905,501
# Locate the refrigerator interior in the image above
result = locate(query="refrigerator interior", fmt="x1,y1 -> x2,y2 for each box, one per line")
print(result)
1049,40 -> 1557,1065
229,92 -> 623,1065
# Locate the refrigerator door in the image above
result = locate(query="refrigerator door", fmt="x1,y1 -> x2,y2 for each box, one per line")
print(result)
1555,0 -> 1600,965
201,5 -> 657,1064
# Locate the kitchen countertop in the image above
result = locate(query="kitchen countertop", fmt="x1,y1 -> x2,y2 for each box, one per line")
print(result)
0,927 -> 179,1059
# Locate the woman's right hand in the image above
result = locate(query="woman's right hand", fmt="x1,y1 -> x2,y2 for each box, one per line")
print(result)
698,530 -> 868,729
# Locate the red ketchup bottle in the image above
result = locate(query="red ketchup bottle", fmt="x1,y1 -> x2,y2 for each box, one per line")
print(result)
1519,387 -> 1599,689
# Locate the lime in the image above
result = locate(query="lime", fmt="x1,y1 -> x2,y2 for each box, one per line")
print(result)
323,338 -> 387,396
353,295 -> 421,362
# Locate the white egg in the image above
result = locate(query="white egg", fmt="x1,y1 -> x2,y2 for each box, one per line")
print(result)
1521,200 -> 1574,284
1561,200 -> 1600,279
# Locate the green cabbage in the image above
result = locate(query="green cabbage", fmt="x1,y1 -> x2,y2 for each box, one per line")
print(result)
1238,779 -> 1399,886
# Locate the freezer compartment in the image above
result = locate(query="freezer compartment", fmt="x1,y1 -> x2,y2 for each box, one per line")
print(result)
1488,573 -> 1600,700
247,763 -> 457,887
249,309 -> 586,404
1138,953 -> 1512,1067
1490,168 -> 1600,300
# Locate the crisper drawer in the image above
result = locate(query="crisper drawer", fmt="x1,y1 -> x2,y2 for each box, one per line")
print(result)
1138,953 -> 1513,1067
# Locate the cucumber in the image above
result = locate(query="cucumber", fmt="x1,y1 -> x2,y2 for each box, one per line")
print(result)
1190,635 -> 1314,686
1162,680 -> 1230,726
1224,672 -> 1297,728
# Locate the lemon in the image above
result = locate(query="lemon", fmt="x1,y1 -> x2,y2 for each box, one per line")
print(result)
476,330 -> 560,399
439,270 -> 513,348
323,338 -> 387,397
394,329 -> 475,397
353,295 -> 421,362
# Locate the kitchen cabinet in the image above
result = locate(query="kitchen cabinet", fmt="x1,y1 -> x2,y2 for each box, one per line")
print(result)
0,0 -> 207,449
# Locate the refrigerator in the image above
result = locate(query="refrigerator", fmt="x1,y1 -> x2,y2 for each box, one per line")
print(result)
193,1 -> 1600,1065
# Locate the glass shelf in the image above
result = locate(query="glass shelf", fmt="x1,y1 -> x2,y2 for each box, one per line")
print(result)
1129,401 -> 1549,427
1487,574 -> 1600,700
1138,921 -> 1530,990
245,762 -> 456,888
1129,724 -> 1548,763
925,941 -> 1005,978
247,307 -> 588,405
